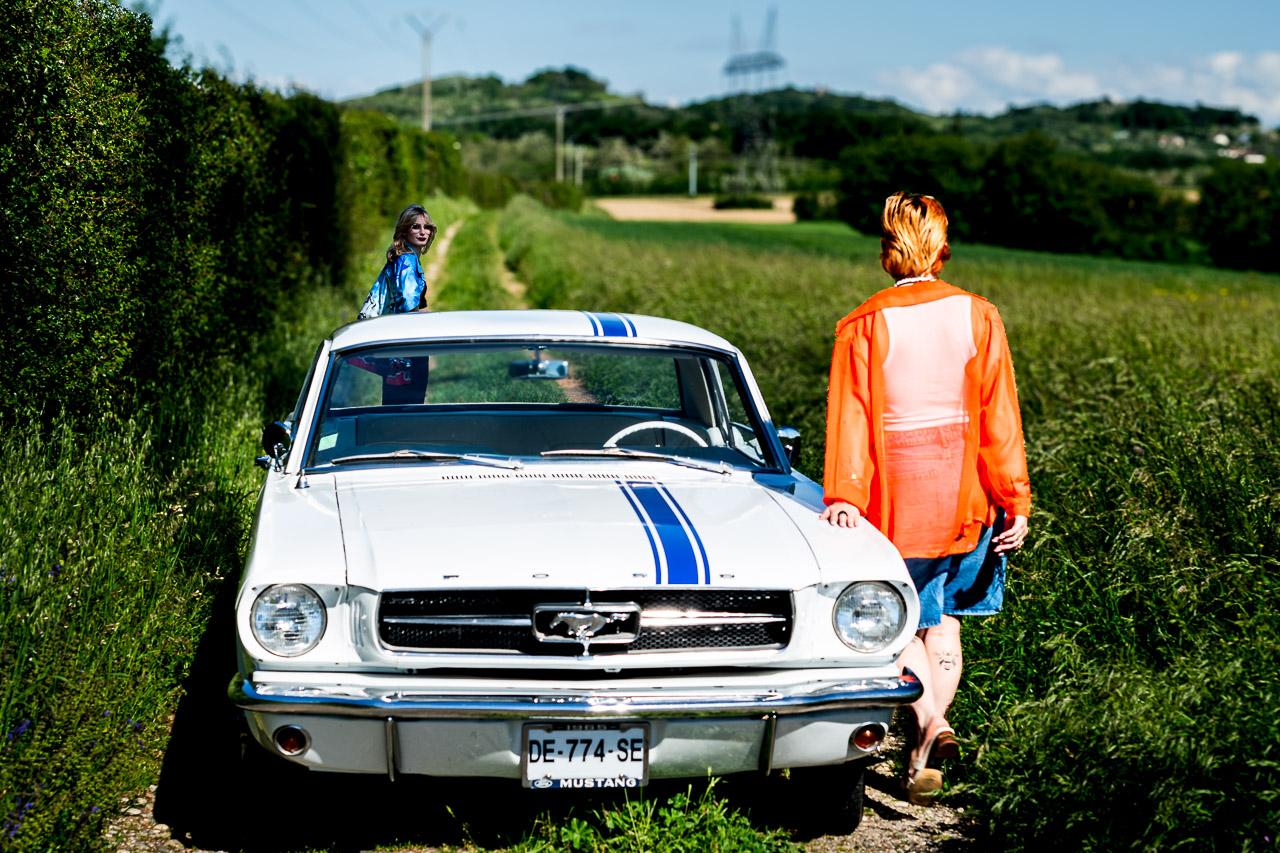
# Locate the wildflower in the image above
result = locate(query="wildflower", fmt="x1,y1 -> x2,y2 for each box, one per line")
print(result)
127,718 -> 143,733
6,719 -> 30,741
48,563 -> 62,580
5,798 -> 34,839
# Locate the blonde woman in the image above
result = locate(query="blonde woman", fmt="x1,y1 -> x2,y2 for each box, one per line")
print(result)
820,192 -> 1031,803
359,203 -> 437,319
357,204 -> 437,404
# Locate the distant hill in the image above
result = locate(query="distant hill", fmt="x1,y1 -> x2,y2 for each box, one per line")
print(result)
344,67 -> 1274,172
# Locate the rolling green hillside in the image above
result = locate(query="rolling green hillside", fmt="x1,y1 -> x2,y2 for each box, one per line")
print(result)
346,68 -> 1277,173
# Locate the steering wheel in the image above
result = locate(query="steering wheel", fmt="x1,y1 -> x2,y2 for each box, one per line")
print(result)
603,421 -> 708,448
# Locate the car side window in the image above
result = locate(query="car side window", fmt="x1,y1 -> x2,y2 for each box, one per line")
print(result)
714,360 -> 766,464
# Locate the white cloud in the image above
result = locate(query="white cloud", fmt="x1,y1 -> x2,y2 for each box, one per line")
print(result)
1128,51 -> 1280,124
879,47 -> 1280,125
895,62 -> 981,113
958,47 -> 1101,101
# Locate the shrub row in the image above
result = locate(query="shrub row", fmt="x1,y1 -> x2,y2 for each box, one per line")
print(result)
0,0 -> 462,423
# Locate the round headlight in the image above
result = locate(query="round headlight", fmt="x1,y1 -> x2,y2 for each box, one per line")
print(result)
251,584 -> 326,657
832,582 -> 907,653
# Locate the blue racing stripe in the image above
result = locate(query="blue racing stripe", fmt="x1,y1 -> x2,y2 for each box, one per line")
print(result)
660,485 -> 710,584
620,314 -> 638,337
593,312 -> 632,337
581,311 -> 603,336
629,482 -> 699,584
617,481 -> 662,583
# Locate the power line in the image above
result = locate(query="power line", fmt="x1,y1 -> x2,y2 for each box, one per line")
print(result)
435,98 -> 642,184
344,0 -> 398,47
433,98 -> 641,126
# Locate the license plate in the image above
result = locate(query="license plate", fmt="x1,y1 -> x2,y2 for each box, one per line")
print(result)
522,723 -> 649,790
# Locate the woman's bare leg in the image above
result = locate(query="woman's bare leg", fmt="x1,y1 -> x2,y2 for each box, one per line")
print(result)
922,615 -> 963,719
897,635 -> 937,769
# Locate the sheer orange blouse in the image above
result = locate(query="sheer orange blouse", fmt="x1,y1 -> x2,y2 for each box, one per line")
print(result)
822,280 -> 1032,558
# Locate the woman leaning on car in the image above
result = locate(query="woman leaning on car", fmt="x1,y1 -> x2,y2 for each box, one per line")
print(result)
359,203 -> 437,318
357,204 -> 438,404
819,191 -> 1031,804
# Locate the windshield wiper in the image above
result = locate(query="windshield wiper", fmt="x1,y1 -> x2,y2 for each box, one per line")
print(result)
540,448 -> 732,475
329,449 -> 523,470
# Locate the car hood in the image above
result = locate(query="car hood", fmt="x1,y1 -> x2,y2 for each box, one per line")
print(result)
335,465 -> 824,591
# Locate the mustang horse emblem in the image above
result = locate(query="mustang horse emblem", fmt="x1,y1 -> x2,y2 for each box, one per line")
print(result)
549,611 -> 629,640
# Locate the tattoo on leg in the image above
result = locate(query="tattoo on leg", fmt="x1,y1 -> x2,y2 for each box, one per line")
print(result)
934,652 -> 960,672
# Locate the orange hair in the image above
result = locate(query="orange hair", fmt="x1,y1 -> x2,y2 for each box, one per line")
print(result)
880,192 -> 951,279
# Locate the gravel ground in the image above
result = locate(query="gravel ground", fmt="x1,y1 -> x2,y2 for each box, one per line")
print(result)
106,735 -> 975,853
802,742 -> 974,853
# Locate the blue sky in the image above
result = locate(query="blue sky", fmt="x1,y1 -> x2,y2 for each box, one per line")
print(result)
150,0 -> 1280,125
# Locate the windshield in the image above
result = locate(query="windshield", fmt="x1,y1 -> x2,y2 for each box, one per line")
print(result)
306,343 -> 777,471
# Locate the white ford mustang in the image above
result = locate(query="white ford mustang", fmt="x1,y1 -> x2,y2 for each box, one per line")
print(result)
231,309 -> 921,832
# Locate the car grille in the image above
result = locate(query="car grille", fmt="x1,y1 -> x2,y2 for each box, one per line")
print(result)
378,589 -> 792,655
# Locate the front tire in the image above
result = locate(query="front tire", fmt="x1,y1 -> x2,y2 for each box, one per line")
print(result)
792,762 -> 866,835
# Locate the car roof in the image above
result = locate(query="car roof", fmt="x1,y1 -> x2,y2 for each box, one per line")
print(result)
329,310 -> 739,354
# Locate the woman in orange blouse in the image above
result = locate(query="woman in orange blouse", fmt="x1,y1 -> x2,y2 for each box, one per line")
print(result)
820,192 -> 1031,803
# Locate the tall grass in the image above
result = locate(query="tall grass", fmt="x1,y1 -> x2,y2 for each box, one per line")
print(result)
0,197 -> 471,850
499,198 -> 1280,850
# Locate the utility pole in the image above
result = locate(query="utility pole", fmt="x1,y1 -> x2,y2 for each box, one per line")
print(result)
406,14 -> 447,131
688,144 -> 698,196
554,106 -> 566,182
575,145 -> 584,187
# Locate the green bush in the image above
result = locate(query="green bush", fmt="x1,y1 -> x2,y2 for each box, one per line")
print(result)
515,784 -> 798,852
1197,159 -> 1280,272
713,194 -> 774,210
792,191 -> 840,221
529,179 -> 585,211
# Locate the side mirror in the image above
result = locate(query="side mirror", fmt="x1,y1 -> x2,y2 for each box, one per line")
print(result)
777,426 -> 801,466
259,421 -> 293,472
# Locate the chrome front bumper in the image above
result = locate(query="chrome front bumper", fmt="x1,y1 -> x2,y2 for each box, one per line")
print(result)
229,671 -> 921,718
230,670 -> 921,779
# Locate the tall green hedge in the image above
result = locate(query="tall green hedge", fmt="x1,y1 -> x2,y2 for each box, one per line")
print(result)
0,0 -> 463,423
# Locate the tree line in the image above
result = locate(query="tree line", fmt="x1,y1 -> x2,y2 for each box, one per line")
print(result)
821,131 -> 1280,271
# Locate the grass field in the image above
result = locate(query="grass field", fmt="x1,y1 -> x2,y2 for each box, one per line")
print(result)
500,198 -> 1280,850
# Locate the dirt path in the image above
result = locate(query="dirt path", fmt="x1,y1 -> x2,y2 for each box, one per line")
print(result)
497,249 -> 527,303
595,194 -> 796,224
426,219 -> 463,288
804,735 -> 974,852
